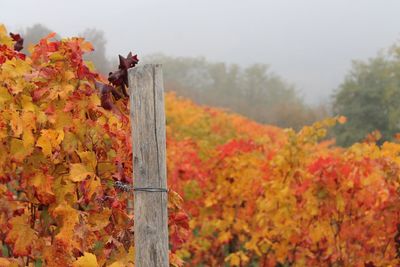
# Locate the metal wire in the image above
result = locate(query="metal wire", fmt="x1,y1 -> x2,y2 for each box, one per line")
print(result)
114,181 -> 168,193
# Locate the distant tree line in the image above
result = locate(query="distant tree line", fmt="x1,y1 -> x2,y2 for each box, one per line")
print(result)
144,54 -> 329,130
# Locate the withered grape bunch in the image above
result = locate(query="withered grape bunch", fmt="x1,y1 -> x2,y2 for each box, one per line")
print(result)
96,52 -> 139,111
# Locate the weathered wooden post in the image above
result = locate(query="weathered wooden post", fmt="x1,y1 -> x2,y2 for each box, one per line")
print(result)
128,64 -> 169,267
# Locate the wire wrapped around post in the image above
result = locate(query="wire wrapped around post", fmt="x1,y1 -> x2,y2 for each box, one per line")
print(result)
114,181 -> 168,193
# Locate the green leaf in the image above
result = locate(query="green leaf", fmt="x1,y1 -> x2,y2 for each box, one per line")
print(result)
34,259 -> 43,267
1,244 -> 9,257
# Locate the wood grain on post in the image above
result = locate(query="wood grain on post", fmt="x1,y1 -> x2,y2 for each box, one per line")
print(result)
128,64 -> 169,267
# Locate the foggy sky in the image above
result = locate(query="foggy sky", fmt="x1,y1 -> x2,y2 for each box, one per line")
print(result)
2,0 -> 400,103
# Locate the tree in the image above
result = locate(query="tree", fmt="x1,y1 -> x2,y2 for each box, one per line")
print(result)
333,45 -> 400,146
144,54 -> 324,130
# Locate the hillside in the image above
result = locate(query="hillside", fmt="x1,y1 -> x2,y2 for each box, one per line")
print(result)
165,93 -> 400,266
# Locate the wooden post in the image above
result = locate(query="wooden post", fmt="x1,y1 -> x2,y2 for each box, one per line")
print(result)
128,64 -> 169,267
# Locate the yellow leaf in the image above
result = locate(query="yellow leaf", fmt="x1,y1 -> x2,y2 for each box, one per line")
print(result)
309,221 -> 333,246
218,231 -> 232,243
0,24 -> 5,34
36,135 -> 52,156
36,129 -> 64,156
89,93 -> 101,106
23,130 -> 35,149
78,151 -> 97,172
336,194 -> 345,212
49,52 -> 64,61
84,175 -> 102,200
107,246 -> 134,267
0,24 -> 13,47
2,58 -> 31,79
0,257 -> 19,267
21,95 -> 36,112
204,197 -> 216,207
0,258 -> 11,266
54,175 -> 77,204
69,163 -> 93,182
36,110 -> 48,124
63,70 -> 76,81
21,111 -> 36,131
29,173 -> 56,204
73,252 -> 98,267
0,86 -> 12,105
10,111 -> 23,137
10,138 -> 29,161
60,84 -> 75,97
225,251 -> 249,267
88,208 -> 111,231
85,61 -> 96,72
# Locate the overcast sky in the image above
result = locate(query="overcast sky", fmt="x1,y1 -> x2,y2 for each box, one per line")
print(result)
2,0 -> 400,103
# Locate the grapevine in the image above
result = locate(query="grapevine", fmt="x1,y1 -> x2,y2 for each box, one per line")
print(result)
0,25 -> 187,267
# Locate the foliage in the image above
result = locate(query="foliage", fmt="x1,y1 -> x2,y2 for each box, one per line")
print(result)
20,24 -> 60,55
21,24 -> 113,76
3,22 -> 400,267
333,44 -> 400,146
165,92 -> 400,266
0,25 -> 187,266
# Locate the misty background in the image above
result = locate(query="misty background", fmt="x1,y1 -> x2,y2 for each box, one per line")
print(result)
2,0 -> 400,144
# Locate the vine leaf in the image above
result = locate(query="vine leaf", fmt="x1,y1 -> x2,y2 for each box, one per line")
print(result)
72,252 -> 98,267
69,163 -> 94,182
52,202 -> 80,248
9,33 -> 23,51
5,215 -> 37,256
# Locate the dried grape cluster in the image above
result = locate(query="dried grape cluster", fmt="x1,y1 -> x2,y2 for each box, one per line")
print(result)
96,52 -> 139,111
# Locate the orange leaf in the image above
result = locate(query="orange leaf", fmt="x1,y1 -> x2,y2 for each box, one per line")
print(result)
5,215 -> 37,256
52,202 -> 80,248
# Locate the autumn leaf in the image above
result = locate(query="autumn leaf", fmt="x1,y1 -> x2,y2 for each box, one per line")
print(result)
9,32 -> 23,51
5,22 -> 400,267
52,202 -> 80,248
69,163 -> 94,182
0,257 -> 19,267
88,208 -> 111,231
36,135 -> 52,156
225,251 -> 249,267
5,215 -> 37,256
28,173 -> 56,204
10,138 -> 28,162
107,246 -> 134,267
36,129 -> 64,156
78,151 -> 97,172
72,252 -> 98,267
43,240 -> 72,267
0,86 -> 12,105
0,24 -> 149,266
